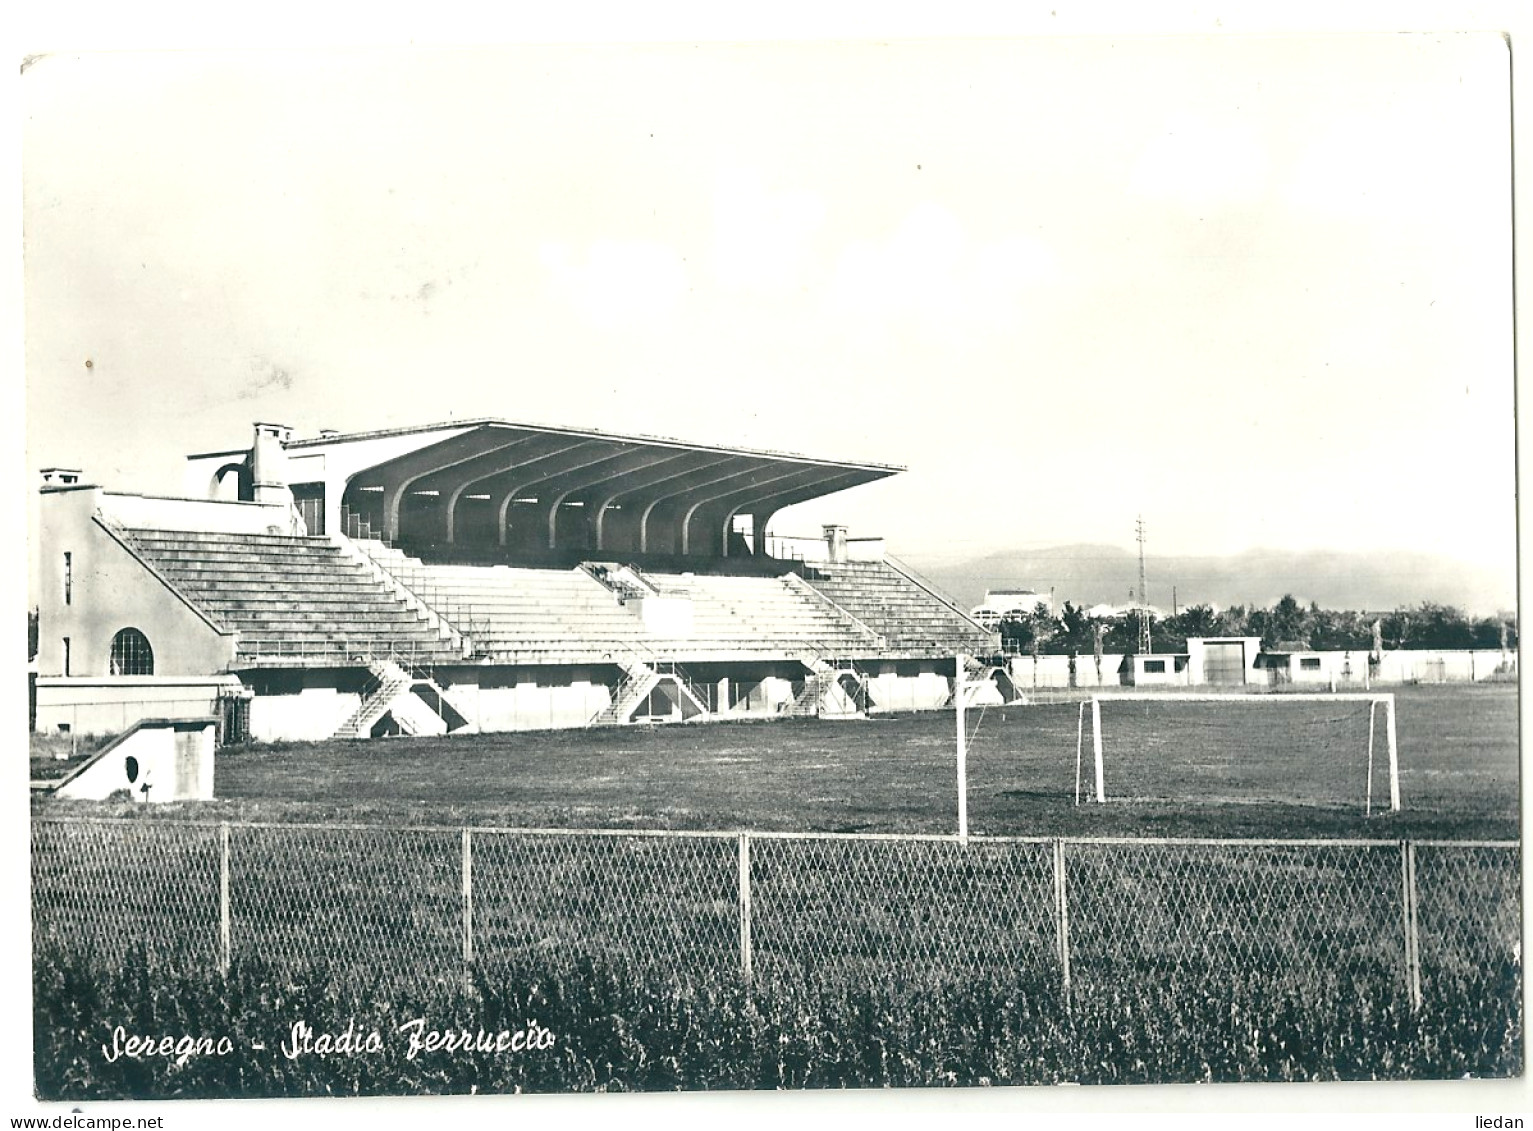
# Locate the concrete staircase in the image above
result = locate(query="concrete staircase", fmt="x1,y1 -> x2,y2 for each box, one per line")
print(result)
950,655 -> 1021,709
781,657 -> 868,719
589,660 -> 711,726
333,658 -> 415,738
332,657 -> 475,739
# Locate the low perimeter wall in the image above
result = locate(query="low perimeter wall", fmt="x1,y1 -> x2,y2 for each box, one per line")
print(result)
1004,649 -> 1516,690
35,676 -> 246,737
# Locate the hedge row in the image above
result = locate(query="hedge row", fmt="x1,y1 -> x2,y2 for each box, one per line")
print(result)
32,948 -> 1522,1099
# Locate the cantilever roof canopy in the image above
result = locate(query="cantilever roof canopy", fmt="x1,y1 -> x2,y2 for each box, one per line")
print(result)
311,419 -> 902,556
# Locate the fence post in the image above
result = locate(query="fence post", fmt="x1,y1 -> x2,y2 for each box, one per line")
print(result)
738,833 -> 753,981
1400,840 -> 1422,1011
1053,839 -> 1072,996
462,828 -> 474,967
1365,701 -> 1377,817
218,822 -> 231,976
1385,696 -> 1401,812
1074,703 -> 1085,806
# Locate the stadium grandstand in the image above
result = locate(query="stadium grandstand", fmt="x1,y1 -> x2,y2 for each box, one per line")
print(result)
34,420 -> 1002,742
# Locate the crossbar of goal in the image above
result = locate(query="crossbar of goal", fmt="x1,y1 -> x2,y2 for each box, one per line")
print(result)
1073,692 -> 1398,813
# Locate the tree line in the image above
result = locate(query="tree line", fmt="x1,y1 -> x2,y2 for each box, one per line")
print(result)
997,596 -> 1518,657
27,597 -> 1516,665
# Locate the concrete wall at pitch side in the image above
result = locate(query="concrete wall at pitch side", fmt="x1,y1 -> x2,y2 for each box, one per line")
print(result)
1005,654 -> 1132,691
863,663 -> 956,712
1376,649 -> 1516,684
244,669 -> 367,742
434,667 -> 614,732
35,674 -> 245,736
52,719 -> 216,803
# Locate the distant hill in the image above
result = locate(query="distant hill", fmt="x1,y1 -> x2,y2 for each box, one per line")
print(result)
900,544 -> 1517,617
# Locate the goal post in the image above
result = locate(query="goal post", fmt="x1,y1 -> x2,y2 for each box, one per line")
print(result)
1074,692 -> 1399,813
1073,698 -> 1106,806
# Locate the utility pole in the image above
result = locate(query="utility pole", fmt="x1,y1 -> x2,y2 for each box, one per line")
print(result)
1136,515 -> 1151,654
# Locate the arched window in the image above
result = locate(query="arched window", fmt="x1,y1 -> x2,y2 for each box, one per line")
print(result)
109,628 -> 154,676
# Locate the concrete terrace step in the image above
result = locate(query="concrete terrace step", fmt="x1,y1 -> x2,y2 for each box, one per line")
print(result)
181,581 -> 406,598
129,535 -> 347,552
216,616 -> 433,635
235,630 -> 452,649
209,597 -> 424,614
424,592 -> 630,608
161,572 -> 377,588
149,558 -> 372,576
169,575 -> 391,592
236,647 -> 463,665
215,612 -> 433,630
156,573 -> 381,591
128,543 -> 354,563
236,631 -> 456,650
127,530 -> 334,545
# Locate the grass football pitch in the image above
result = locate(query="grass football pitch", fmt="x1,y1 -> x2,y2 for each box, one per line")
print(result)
166,683 -> 1521,840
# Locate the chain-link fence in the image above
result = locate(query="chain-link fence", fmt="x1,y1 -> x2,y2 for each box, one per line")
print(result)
1064,838 -> 1407,991
31,818 -> 1519,1007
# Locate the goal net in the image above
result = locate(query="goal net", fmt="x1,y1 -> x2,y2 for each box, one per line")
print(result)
1074,693 -> 1399,814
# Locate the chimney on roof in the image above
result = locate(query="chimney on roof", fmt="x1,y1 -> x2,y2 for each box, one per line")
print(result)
318,428 -> 339,439
251,422 -> 293,505
823,524 -> 848,565
39,468 -> 82,487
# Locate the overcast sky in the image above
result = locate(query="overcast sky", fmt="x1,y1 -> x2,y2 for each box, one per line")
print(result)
22,32 -> 1515,596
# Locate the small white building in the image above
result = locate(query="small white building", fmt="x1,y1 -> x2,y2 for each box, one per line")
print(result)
1185,637 -> 1264,686
39,717 -> 217,803
1119,653 -> 1191,686
971,589 -> 1052,629
1256,646 -> 1367,687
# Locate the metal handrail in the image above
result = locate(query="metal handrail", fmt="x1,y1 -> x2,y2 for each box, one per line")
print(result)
881,554 -> 999,640
780,570 -> 888,650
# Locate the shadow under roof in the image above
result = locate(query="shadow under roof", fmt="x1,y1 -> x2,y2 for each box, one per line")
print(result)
322,419 -> 903,549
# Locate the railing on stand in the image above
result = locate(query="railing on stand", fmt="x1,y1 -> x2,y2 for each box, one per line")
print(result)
340,534 -> 480,657
882,553 -> 1000,644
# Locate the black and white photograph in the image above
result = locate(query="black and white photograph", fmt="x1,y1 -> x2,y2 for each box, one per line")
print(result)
11,5 -> 1527,1124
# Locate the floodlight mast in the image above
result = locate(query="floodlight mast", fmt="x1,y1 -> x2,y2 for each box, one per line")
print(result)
1136,516 -> 1151,655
